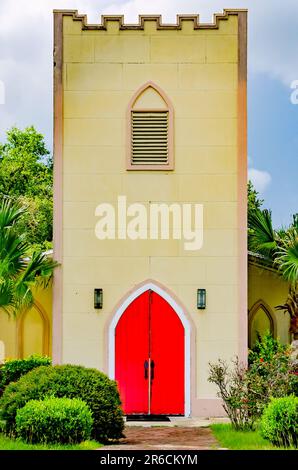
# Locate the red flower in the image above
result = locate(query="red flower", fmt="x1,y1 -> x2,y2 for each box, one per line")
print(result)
260,358 -> 264,363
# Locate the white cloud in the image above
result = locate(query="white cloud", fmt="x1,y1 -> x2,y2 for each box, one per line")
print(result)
101,0 -> 298,85
248,168 -> 272,193
1,0 -> 298,146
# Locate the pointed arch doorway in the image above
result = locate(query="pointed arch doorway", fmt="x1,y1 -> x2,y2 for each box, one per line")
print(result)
109,282 -> 191,416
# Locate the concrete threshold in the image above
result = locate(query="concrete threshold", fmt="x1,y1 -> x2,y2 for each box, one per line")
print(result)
125,416 -> 230,427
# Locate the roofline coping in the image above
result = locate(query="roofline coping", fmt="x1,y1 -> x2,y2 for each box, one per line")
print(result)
52,9 -> 248,31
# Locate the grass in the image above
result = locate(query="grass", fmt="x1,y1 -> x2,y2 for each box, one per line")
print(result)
0,434 -> 102,450
211,424 -> 294,450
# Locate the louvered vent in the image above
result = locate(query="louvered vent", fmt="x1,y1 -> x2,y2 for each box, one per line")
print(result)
131,111 -> 169,165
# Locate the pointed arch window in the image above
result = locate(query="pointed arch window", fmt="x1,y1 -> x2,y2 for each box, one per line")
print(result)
17,302 -> 50,358
126,82 -> 174,170
248,300 -> 276,348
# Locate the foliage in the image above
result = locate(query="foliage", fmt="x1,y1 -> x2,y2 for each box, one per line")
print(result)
248,181 -> 263,214
249,208 -> 298,334
209,345 -> 298,431
249,209 -> 298,285
248,331 -> 287,364
0,433 -> 100,450
15,397 -> 93,444
208,358 -> 260,430
17,196 -> 53,253
248,350 -> 298,401
0,198 -> 57,315
276,288 -> 298,324
211,423 -> 291,450
0,127 -> 53,249
248,334 -> 298,402
248,181 -> 264,238
0,356 -> 51,396
0,364 -> 124,442
248,208 -> 277,257
260,396 -> 298,448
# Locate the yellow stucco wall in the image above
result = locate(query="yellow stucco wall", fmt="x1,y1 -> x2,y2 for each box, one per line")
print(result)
60,13 -> 241,407
248,262 -> 290,345
0,262 -> 290,362
0,285 -> 52,360
0,313 -> 16,360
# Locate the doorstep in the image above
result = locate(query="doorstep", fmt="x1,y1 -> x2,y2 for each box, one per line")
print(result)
125,416 -> 230,427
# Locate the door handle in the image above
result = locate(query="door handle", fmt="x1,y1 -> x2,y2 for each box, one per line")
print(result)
144,360 -> 149,379
151,360 -> 155,380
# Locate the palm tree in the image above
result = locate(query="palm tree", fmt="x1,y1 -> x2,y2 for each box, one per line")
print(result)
249,208 -> 298,340
0,198 -> 57,315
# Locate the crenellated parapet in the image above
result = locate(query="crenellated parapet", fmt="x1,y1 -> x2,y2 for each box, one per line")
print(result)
53,9 -> 247,32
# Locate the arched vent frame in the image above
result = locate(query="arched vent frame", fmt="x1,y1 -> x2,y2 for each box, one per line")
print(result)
126,81 -> 174,170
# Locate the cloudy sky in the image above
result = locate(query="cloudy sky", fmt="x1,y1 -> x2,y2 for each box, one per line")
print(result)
1,0 -> 298,227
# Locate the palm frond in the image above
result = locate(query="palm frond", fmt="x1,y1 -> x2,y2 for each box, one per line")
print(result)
13,252 -> 58,314
276,286 -> 298,319
12,283 -> 34,314
19,251 -> 58,284
0,198 -> 57,316
0,197 -> 25,230
0,278 -> 15,315
0,232 -> 29,275
248,208 -> 277,258
275,229 -> 298,286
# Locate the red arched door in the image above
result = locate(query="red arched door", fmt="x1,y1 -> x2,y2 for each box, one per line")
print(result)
115,290 -> 184,415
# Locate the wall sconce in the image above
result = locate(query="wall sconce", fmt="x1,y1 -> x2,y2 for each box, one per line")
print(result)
197,289 -> 206,309
94,288 -> 103,309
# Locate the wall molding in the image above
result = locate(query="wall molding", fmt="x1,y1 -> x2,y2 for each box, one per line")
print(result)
248,299 -> 277,347
237,10 -> 248,364
52,11 -> 64,364
17,301 -> 50,358
126,81 -> 174,171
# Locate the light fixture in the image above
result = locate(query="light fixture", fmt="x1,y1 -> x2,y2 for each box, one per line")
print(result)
197,289 -> 206,309
94,288 -> 103,309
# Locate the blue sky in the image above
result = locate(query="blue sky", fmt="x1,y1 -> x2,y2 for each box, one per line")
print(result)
0,0 -> 297,228
249,75 -> 298,227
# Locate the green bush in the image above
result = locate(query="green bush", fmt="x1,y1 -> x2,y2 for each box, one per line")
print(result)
0,356 -> 51,395
248,333 -> 298,397
248,346 -> 298,399
208,358 -> 260,430
15,397 -> 93,444
209,349 -> 298,431
260,396 -> 298,448
0,365 -> 124,442
248,332 -> 287,365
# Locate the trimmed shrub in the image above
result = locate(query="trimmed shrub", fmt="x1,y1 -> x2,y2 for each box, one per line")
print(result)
0,364 -> 124,442
0,355 -> 51,396
16,397 -> 93,444
260,396 -> 298,448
